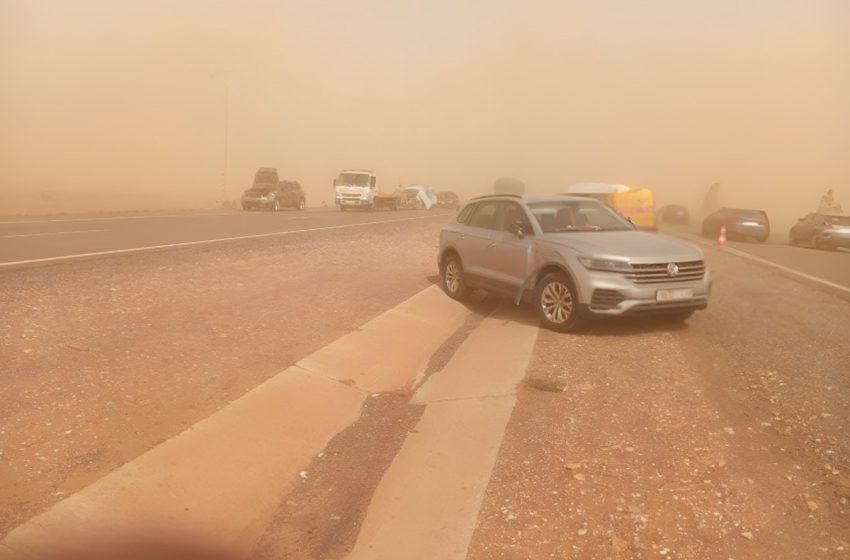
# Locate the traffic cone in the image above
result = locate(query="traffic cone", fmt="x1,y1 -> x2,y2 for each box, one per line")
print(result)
718,225 -> 727,246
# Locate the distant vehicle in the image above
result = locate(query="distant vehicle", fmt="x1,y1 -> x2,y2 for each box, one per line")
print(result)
438,195 -> 710,332
566,183 -> 657,230
436,191 -> 461,209
702,208 -> 770,242
334,170 -> 401,211
789,212 -> 850,250
659,205 -> 690,225
241,168 -> 306,211
402,185 -> 437,210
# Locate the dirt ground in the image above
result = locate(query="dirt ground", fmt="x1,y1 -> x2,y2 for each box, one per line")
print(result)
3,221 -> 849,559
467,246 -> 850,559
0,218 -> 444,536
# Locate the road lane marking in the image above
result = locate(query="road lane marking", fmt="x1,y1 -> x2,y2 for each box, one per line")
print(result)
0,229 -> 105,239
676,231 -> 850,295
345,306 -> 538,560
1,285 -> 472,555
0,213 -> 454,269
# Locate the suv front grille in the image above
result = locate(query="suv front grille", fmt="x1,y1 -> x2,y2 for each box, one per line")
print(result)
625,260 -> 705,284
590,289 -> 625,310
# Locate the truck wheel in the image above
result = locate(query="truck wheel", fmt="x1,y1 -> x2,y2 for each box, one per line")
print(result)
535,271 -> 584,332
441,254 -> 470,301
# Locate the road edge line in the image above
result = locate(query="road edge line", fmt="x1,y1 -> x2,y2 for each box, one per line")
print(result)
0,213 -> 453,270
676,231 -> 850,299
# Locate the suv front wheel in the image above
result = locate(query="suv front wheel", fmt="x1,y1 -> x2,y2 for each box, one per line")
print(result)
536,271 -> 583,332
441,254 -> 470,301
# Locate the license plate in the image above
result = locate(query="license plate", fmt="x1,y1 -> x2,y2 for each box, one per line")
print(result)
657,288 -> 694,302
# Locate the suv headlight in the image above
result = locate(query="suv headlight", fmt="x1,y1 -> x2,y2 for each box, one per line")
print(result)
578,257 -> 632,273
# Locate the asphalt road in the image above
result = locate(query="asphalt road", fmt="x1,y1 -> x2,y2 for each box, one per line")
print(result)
662,226 -> 850,290
0,208 -> 450,267
1,214 -> 848,558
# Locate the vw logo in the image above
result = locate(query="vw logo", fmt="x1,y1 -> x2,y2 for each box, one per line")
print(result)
667,263 -> 680,277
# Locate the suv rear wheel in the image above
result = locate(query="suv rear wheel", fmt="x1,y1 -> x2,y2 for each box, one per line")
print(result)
273,200 -> 281,212
441,254 -> 470,301
297,199 -> 305,211
536,272 -> 583,332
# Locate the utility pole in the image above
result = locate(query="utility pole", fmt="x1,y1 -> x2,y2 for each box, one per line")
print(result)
222,83 -> 229,204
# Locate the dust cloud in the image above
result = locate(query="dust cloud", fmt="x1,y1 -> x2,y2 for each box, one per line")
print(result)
1,0 -> 849,229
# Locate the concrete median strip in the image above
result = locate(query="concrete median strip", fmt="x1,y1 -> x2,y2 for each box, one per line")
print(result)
0,285 -> 471,557
345,305 -> 538,560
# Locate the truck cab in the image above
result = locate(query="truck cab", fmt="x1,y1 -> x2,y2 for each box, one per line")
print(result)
334,170 -> 399,211
334,170 -> 376,210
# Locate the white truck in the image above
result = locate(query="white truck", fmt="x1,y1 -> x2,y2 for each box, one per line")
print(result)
333,170 -> 401,211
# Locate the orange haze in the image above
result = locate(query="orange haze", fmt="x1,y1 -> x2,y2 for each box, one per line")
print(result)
1,0 -> 849,228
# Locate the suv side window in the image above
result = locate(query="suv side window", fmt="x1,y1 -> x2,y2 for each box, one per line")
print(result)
469,202 -> 501,230
457,203 -> 475,224
500,202 -> 532,233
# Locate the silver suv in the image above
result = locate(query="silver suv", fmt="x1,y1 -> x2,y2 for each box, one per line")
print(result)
438,195 -> 711,331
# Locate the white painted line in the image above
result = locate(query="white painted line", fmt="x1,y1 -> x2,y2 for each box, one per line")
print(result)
0,213 -> 453,269
675,231 -> 850,295
346,307 -> 538,560
0,229 -> 105,239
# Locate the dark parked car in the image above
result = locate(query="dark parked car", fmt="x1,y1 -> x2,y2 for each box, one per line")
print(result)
241,168 -> 306,211
436,191 -> 460,209
789,212 -> 850,250
702,208 -> 770,242
659,205 -> 690,225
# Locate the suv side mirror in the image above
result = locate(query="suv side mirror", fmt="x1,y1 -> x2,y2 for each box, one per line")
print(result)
508,221 -> 525,239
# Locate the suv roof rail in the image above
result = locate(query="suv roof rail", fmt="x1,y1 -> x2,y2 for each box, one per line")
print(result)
471,194 -> 523,200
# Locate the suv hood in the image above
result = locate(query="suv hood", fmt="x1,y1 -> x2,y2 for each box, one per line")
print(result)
540,231 -> 703,263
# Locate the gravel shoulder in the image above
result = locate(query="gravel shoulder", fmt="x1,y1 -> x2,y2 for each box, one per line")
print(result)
468,244 -> 850,559
0,217 -> 447,536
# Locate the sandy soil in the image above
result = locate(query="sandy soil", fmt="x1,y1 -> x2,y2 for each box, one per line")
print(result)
467,245 -> 850,559
0,217 -> 445,536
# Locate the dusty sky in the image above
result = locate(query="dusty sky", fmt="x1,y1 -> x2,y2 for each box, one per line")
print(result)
1,0 -> 849,219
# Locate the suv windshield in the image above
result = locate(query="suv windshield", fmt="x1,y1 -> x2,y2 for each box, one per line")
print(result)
254,170 -> 277,184
337,173 -> 370,187
528,200 -> 633,233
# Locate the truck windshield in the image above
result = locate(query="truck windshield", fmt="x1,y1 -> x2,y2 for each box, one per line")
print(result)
528,200 -> 634,233
337,173 -> 370,187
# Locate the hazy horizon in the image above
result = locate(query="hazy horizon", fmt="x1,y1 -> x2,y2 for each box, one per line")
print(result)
2,0 -> 849,223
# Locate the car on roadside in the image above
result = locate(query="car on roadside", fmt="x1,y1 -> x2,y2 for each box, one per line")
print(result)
701,207 -> 770,242
789,212 -> 850,250
242,169 -> 306,212
436,191 -> 461,209
438,194 -> 711,332
659,204 -> 690,225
